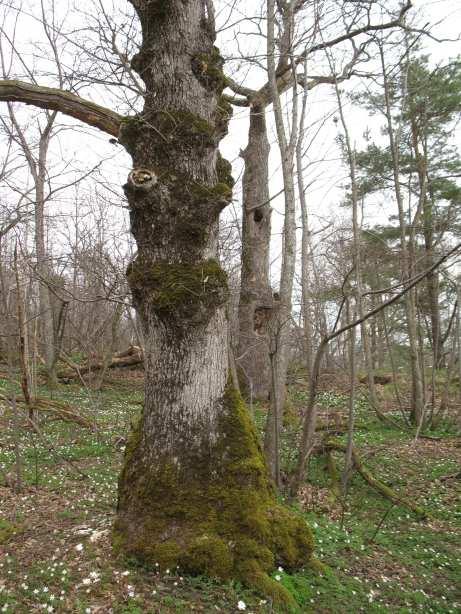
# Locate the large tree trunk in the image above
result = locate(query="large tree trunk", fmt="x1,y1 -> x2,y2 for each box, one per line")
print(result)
114,1 -> 312,603
237,104 -> 273,400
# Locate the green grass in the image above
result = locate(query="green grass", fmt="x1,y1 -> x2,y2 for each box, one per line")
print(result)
0,378 -> 460,613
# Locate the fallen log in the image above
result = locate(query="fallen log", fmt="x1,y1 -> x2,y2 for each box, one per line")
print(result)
316,420 -> 367,432
359,374 -> 392,385
114,346 -> 143,359
58,345 -> 144,380
324,440 -> 428,519
437,469 -> 461,482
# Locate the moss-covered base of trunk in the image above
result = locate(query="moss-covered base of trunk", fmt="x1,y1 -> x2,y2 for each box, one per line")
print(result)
114,380 -> 314,611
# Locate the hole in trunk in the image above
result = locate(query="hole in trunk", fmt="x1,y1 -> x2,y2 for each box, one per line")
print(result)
253,306 -> 272,335
253,209 -> 264,223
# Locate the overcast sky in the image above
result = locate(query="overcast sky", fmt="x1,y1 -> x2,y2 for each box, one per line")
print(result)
1,0 -> 460,281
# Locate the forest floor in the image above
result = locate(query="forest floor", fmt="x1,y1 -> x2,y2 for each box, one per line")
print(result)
0,371 -> 460,613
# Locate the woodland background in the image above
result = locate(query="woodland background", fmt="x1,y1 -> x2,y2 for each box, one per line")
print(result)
0,0 -> 460,612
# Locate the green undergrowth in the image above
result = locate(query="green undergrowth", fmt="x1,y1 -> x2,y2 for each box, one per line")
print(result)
0,375 -> 460,612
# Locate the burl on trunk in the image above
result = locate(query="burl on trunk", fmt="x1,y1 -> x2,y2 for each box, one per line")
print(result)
114,1 -> 313,606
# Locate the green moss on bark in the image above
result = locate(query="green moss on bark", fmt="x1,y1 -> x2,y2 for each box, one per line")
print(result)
150,109 -> 215,145
114,379 -> 314,610
119,109 -> 216,161
118,116 -> 144,152
189,180 -> 232,203
192,47 -> 227,93
126,258 -> 228,324
216,152 -> 235,189
181,535 -> 234,578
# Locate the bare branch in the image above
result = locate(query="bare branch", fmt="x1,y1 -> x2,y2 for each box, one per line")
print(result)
0,80 -> 123,136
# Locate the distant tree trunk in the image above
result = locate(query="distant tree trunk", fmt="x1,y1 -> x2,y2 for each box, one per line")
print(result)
457,279 -> 461,402
263,0 -> 298,485
35,125 -> 59,386
94,301 -> 124,390
114,1 -> 312,598
329,63 -> 380,414
237,104 -> 273,399
423,179 -> 443,367
4,101 -> 59,385
14,248 -> 34,417
380,45 -> 424,425
297,64 -> 314,382
342,297 -> 356,496
409,117 -> 443,368
373,287 -> 386,370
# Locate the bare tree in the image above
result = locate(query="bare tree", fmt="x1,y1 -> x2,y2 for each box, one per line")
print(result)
0,1 -> 314,603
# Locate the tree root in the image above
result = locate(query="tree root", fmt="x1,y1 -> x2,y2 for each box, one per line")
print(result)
324,440 -> 428,519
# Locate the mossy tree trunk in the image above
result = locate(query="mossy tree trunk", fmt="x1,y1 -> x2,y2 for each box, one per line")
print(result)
113,0 -> 313,603
237,104 -> 273,400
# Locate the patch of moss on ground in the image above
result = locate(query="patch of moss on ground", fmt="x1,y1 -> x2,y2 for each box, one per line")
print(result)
0,518 -> 21,544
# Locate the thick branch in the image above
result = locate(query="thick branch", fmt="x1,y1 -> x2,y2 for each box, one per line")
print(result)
0,80 -> 123,137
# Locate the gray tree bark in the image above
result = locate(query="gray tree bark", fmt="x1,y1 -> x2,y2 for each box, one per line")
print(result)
237,104 -> 273,400
296,58 -> 314,383
263,0 -> 299,486
111,1 -> 313,600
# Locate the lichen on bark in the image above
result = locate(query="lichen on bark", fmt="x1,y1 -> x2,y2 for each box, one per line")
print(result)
114,379 -> 314,610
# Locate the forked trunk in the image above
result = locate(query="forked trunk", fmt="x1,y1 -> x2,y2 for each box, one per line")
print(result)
114,1 -> 312,604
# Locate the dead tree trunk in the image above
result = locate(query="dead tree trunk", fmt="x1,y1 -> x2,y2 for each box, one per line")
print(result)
237,104 -> 273,400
